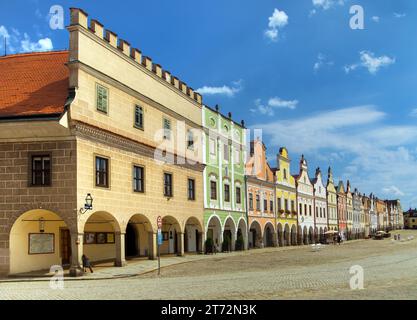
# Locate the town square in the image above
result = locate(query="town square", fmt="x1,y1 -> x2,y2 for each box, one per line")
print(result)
0,1 -> 416,302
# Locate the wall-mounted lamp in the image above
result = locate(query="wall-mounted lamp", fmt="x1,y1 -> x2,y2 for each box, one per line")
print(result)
39,217 -> 45,233
79,193 -> 93,214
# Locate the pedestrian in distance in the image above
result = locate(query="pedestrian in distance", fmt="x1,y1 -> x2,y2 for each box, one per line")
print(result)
82,254 -> 94,273
337,234 -> 342,245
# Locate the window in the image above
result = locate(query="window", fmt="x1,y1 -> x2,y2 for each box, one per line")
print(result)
224,184 -> 230,202
235,149 -> 241,165
163,118 -> 171,140
209,139 -> 216,155
133,166 -> 144,193
291,200 -> 295,212
264,199 -> 267,212
304,204 -> 307,216
96,84 -> 108,113
134,105 -> 144,129
320,207 -> 322,218
236,187 -> 241,204
188,178 -> 195,200
164,173 -> 173,197
309,205 -> 312,216
31,155 -> 51,186
316,207 -> 318,217
96,157 -> 109,188
284,199 -> 288,212
249,193 -> 253,210
299,203 -> 303,215
223,144 -> 229,161
278,198 -> 282,211
187,130 -> 194,150
270,200 -> 274,213
210,181 -> 217,200
256,195 -> 260,211
283,169 -> 287,180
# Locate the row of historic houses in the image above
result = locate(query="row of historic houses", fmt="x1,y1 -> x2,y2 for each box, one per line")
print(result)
0,8 -> 404,276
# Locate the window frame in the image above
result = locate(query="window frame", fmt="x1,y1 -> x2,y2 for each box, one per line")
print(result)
134,105 -> 144,130
210,180 -> 217,200
95,156 -> 110,189
133,165 -> 145,193
188,178 -> 196,201
163,172 -> 173,198
224,184 -> 230,203
96,83 -> 109,114
236,186 -> 241,204
163,118 -> 172,141
29,153 -> 52,187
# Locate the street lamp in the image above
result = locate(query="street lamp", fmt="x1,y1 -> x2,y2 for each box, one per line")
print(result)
79,193 -> 93,214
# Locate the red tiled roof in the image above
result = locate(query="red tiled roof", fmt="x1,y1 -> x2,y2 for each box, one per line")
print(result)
0,51 -> 69,119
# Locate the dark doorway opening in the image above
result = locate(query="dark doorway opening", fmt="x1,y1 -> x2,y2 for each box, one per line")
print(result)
125,223 -> 138,257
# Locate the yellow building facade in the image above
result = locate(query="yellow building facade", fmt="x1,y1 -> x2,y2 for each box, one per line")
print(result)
274,148 -> 298,246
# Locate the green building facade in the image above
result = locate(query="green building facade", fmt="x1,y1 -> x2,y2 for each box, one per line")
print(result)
202,106 -> 247,252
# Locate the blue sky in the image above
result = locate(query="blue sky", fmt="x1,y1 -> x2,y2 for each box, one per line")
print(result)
1,0 -> 417,208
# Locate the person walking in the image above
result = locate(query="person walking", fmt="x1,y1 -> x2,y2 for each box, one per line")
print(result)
82,254 -> 94,273
337,234 -> 342,245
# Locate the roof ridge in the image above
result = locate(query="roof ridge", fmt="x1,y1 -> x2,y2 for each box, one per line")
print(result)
0,50 -> 69,60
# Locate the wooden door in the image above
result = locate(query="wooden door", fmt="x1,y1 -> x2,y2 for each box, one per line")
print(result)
60,229 -> 71,266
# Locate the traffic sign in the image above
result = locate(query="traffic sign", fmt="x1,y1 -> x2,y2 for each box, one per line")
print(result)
157,216 -> 162,229
157,229 -> 163,246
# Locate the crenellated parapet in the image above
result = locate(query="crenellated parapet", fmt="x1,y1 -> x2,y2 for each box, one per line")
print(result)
69,8 -> 203,105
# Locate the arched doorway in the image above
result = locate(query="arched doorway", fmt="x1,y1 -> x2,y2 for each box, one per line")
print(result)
309,227 -> 314,244
263,223 -> 274,248
303,226 -> 308,245
223,217 -> 236,252
284,224 -> 290,246
83,211 -> 121,265
9,209 -> 70,275
277,223 -> 283,247
249,220 -> 262,248
290,224 -> 297,246
184,217 -> 203,253
161,216 -> 182,255
206,215 -> 222,253
297,226 -> 303,245
236,218 -> 248,251
125,214 -> 153,259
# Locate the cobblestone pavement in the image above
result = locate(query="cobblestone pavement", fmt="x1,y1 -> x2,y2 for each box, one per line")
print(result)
1,230 -> 416,300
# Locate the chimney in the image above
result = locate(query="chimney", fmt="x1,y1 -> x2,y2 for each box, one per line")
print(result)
131,48 -> 142,64
142,56 -> 153,71
228,112 -> 232,119
118,39 -> 131,56
241,120 -> 245,127
90,19 -> 104,39
70,8 -> 88,28
215,104 -> 219,112
104,29 -> 118,48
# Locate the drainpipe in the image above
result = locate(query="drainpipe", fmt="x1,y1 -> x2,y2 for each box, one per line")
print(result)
244,175 -> 249,250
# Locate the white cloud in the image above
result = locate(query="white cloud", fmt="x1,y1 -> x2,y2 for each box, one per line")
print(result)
252,105 -> 417,204
0,25 -> 53,54
264,9 -> 288,42
196,80 -> 242,98
394,13 -> 406,18
382,186 -> 405,197
268,97 -> 298,110
313,53 -> 334,72
372,16 -> 380,23
410,108 -> 417,117
250,97 -> 298,116
345,51 -> 395,74
312,0 -> 345,11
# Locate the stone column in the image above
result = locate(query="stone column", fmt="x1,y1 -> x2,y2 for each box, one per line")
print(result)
148,231 -> 157,260
69,232 -> 84,277
115,232 -> 127,267
177,232 -> 185,257
198,232 -> 205,254
273,232 -> 278,247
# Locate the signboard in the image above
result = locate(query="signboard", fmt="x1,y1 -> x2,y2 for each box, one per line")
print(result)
158,229 -> 163,246
157,216 -> 162,229
29,233 -> 55,255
